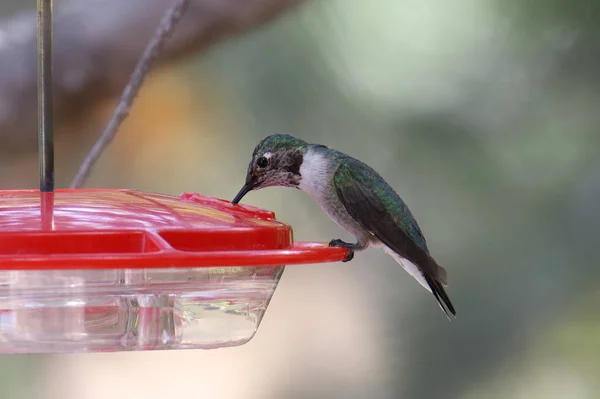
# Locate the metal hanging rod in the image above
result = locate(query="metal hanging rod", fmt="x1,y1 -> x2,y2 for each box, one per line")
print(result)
37,0 -> 54,193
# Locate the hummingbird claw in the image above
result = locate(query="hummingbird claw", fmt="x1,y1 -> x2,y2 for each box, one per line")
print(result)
328,239 -> 355,262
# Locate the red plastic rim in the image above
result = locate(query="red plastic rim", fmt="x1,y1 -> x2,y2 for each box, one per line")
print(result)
0,189 -> 348,270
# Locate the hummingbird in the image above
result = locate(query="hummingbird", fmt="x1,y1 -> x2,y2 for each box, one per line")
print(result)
231,134 -> 456,318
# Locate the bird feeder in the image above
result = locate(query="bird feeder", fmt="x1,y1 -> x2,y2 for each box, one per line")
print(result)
0,190 -> 346,353
0,1 -> 348,353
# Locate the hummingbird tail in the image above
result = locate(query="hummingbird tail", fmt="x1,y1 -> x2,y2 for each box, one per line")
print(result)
379,246 -> 456,319
424,273 -> 456,319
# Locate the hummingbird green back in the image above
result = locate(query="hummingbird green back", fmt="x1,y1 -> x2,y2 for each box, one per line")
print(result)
333,156 -> 430,254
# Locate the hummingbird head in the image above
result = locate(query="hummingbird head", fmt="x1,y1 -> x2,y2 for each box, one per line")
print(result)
232,134 -> 308,204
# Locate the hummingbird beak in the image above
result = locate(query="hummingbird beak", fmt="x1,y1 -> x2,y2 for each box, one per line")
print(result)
231,183 -> 253,204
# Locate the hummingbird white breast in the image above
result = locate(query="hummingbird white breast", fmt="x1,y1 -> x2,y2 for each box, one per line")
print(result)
298,147 -> 374,246
298,148 -> 332,201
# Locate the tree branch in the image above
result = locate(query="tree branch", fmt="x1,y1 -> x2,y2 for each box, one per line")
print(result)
0,0 -> 308,150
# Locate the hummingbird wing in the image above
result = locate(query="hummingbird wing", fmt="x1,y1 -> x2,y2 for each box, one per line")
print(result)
333,160 -> 456,317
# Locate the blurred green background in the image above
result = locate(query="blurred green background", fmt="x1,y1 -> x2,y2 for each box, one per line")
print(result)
1,0 -> 599,398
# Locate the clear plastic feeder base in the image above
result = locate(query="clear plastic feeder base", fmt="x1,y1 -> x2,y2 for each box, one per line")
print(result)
0,266 -> 284,353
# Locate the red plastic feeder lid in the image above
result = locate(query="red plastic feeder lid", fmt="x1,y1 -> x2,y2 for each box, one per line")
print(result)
0,190 -> 348,270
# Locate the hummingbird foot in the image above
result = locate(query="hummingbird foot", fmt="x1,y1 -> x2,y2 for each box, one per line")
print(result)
328,239 -> 356,262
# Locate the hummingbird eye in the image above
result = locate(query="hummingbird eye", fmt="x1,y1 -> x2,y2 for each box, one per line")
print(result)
257,156 -> 269,168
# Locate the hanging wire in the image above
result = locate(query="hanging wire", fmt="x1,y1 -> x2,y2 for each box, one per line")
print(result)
37,0 -> 54,192
70,0 -> 190,189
